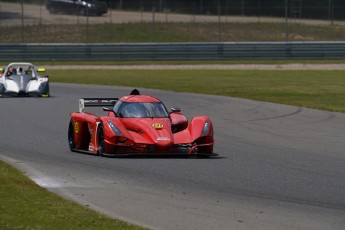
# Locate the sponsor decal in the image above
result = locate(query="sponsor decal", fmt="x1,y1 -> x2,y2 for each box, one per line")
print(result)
152,123 -> 163,129
74,122 -> 79,134
84,99 -> 116,104
38,78 -> 48,83
157,137 -> 170,141
89,145 -> 94,151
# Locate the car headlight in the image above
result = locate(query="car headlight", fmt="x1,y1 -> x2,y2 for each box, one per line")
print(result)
201,120 -> 210,136
107,120 -> 123,136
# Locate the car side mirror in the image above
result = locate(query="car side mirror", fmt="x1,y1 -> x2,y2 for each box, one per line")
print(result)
103,107 -> 113,112
103,107 -> 118,117
171,108 -> 181,113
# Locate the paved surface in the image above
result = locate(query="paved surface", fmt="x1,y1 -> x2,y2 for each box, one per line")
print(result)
1,83 -> 345,230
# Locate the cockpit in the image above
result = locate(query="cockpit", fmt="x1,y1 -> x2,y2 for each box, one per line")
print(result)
114,101 -> 169,118
4,64 -> 37,78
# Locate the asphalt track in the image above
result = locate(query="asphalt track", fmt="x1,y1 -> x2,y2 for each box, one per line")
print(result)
1,83 -> 345,230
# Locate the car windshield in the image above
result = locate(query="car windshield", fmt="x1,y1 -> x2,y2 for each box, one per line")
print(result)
116,102 -> 169,118
5,64 -> 37,78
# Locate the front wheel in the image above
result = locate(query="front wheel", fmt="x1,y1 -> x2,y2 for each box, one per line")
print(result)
80,8 -> 88,16
97,123 -> 105,157
197,145 -> 213,154
68,119 -> 76,152
43,84 -> 50,97
48,6 -> 57,14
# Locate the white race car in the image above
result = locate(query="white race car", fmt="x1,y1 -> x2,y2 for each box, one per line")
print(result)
0,62 -> 49,97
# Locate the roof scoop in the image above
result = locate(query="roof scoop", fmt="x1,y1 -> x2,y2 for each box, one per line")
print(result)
130,89 -> 140,95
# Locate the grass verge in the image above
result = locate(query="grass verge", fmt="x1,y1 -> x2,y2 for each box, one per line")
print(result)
4,59 -> 345,66
49,69 -> 345,113
2,22 -> 345,43
0,160 -> 146,230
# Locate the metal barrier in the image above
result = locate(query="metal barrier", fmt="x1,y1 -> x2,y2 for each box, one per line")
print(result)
1,42 -> 345,61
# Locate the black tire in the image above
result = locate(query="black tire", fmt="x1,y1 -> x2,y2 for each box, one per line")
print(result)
48,6 -> 56,14
195,145 -> 214,158
45,84 -> 50,97
97,123 -> 105,157
68,119 -> 76,152
197,145 -> 213,154
80,8 -> 87,16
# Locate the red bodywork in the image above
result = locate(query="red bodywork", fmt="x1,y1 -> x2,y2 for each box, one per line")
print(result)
69,92 -> 215,156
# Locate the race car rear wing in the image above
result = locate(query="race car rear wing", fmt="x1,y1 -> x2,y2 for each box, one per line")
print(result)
79,98 -> 118,112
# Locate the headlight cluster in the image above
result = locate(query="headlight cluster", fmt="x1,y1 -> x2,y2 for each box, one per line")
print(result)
201,120 -> 210,136
107,120 -> 123,136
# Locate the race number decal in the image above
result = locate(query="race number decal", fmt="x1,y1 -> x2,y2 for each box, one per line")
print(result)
152,123 -> 163,129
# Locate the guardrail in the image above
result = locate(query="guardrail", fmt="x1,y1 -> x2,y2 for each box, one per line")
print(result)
1,42 -> 345,61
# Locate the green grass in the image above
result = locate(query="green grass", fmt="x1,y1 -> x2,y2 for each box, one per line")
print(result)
2,22 -> 345,43
49,69 -> 345,113
0,60 -> 300,66
3,59 -> 345,66
0,161 -> 146,230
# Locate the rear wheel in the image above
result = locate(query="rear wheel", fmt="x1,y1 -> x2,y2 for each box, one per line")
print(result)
97,123 -> 105,157
68,119 -> 76,152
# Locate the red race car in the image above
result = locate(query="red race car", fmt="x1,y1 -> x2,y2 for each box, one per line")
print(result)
68,89 -> 215,157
